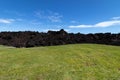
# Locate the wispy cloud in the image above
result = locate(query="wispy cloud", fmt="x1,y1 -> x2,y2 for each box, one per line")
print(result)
16,18 -> 24,21
35,10 -> 63,23
69,18 -> 120,28
0,19 -> 15,24
35,10 -> 45,19
70,20 -> 79,24
48,15 -> 62,22
4,10 -> 25,17
111,16 -> 120,20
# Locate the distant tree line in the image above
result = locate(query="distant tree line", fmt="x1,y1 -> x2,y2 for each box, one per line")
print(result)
0,29 -> 120,48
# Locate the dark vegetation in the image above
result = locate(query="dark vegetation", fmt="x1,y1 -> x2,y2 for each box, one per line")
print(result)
0,29 -> 120,47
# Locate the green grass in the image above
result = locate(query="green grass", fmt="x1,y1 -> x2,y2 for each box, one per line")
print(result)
0,44 -> 120,80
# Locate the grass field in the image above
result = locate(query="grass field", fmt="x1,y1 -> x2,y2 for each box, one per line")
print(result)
0,44 -> 120,80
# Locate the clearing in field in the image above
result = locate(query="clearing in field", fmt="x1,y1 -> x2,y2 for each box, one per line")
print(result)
0,44 -> 120,80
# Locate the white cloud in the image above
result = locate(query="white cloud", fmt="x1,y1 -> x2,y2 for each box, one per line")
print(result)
48,15 -> 62,22
35,10 -> 63,23
0,19 -> 15,24
16,18 -> 24,21
4,10 -> 25,17
95,20 -> 120,27
111,16 -> 120,20
70,20 -> 78,24
35,10 -> 45,19
69,25 -> 92,28
69,20 -> 120,28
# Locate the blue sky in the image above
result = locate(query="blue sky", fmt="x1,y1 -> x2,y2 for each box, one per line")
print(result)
0,0 -> 120,33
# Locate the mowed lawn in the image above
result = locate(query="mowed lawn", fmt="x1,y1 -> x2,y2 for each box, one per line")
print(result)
0,44 -> 120,80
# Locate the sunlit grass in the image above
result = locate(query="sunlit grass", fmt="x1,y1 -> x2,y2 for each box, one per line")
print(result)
0,44 -> 120,80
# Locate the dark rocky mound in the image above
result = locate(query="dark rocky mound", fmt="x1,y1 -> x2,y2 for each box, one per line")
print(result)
0,29 -> 120,48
